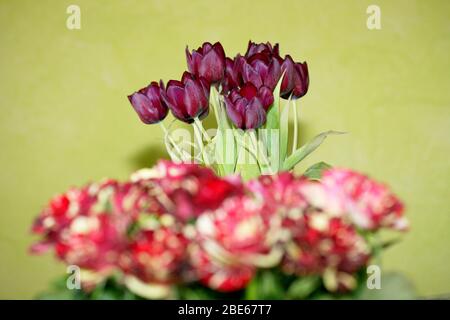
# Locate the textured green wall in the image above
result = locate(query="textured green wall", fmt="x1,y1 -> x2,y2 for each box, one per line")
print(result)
0,0 -> 449,298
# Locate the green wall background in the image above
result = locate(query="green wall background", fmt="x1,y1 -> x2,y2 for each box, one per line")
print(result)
0,0 -> 449,299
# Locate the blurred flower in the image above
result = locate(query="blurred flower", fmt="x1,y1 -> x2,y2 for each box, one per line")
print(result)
132,160 -> 243,221
280,55 -> 309,99
31,185 -> 97,248
31,159 -> 408,297
188,244 -> 255,292
54,213 -> 128,272
120,227 -> 189,284
30,180 -> 153,274
248,172 -> 309,211
161,72 -> 210,123
319,168 -> 408,231
224,83 -> 272,129
282,211 -> 370,291
196,197 -> 274,259
186,42 -> 226,84
249,172 -> 371,292
128,81 -> 169,124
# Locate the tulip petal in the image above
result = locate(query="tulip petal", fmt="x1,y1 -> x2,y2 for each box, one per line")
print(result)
201,42 -> 213,54
239,83 -> 258,100
185,46 -> 195,74
165,85 -> 190,122
252,59 -> 269,82
224,96 -> 244,129
273,43 -> 280,57
128,92 -> 164,124
190,51 -> 203,75
292,62 -> 309,99
258,86 -> 274,110
199,49 -> 225,83
265,58 -> 281,90
245,98 -> 266,129
229,90 -> 241,103
242,62 -> 263,88
181,71 -> 196,84
184,79 -> 207,118
281,55 -> 296,98
213,42 -> 226,66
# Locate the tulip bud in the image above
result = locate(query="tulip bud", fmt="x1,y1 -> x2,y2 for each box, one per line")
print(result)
242,53 -> 281,91
161,72 -> 210,123
280,55 -> 309,99
245,40 -> 280,59
222,55 -> 245,94
186,42 -> 226,84
224,83 -> 272,130
128,82 -> 168,124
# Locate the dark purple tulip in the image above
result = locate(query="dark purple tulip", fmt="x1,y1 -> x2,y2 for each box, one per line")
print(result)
161,72 -> 210,123
242,52 -> 282,91
128,81 -> 168,124
280,55 -> 309,99
224,83 -> 273,130
186,42 -> 226,84
245,41 -> 280,59
221,55 -> 245,94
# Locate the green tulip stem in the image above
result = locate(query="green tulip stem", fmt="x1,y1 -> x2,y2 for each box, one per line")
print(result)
193,121 -> 210,166
194,117 -> 212,144
209,87 -> 221,125
159,122 -> 184,160
233,131 -> 259,162
292,99 -> 298,155
249,130 -> 273,174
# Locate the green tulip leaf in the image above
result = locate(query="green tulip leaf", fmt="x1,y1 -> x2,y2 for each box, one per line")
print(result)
303,161 -> 332,180
287,276 -> 321,299
234,131 -> 261,180
279,96 -> 291,167
211,87 -> 236,176
245,270 -> 285,300
283,131 -> 345,171
264,78 -> 282,131
263,76 -> 283,171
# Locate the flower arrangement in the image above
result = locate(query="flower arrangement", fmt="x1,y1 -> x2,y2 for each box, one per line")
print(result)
31,41 -> 412,300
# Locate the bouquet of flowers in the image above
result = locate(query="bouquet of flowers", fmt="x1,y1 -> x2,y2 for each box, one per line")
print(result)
30,41 -> 414,300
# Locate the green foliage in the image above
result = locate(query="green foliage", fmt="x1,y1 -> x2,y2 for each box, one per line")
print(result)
37,276 -> 142,300
287,276 -> 321,299
39,269 -> 417,300
355,272 -> 416,300
303,161 -> 332,180
264,81 -> 281,132
233,130 -> 262,180
176,283 -> 243,300
245,269 -> 286,300
260,78 -> 282,173
278,95 -> 290,170
283,131 -> 344,171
